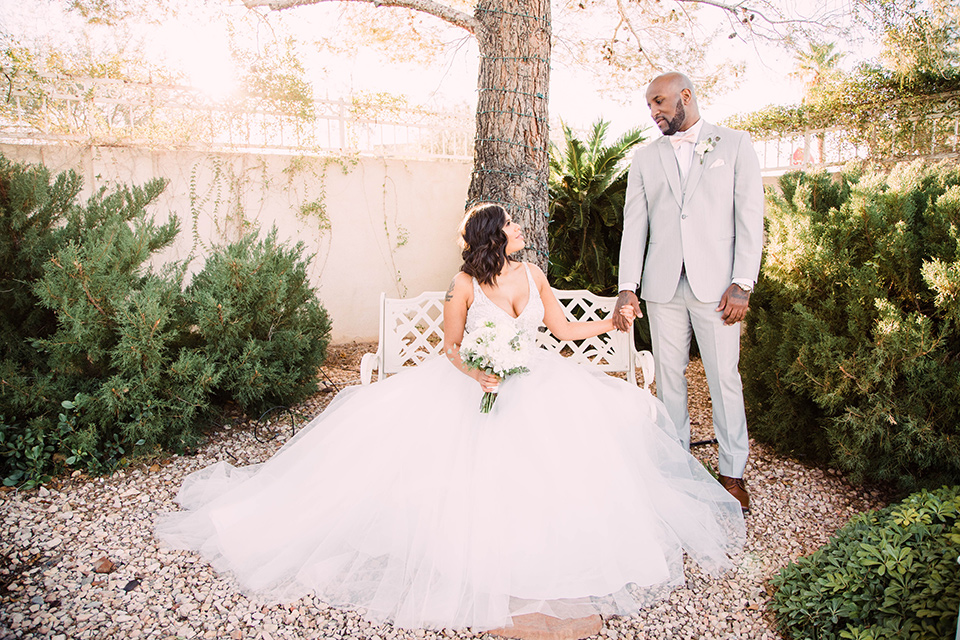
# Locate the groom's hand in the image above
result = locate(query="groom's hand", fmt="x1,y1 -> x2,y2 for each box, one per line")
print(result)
716,284 -> 750,325
613,291 -> 641,332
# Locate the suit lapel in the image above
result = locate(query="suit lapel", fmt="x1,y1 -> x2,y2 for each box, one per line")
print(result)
657,138 -> 683,207
683,121 -> 714,202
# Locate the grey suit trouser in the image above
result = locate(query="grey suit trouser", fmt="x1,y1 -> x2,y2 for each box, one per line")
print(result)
646,274 -> 749,478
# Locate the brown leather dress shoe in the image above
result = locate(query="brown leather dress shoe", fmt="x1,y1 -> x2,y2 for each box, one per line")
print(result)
718,475 -> 750,513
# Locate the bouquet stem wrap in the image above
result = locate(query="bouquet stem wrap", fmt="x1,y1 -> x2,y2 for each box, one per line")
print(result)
480,388 -> 497,413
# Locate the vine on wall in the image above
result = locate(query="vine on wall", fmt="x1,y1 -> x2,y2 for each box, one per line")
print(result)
379,171 -> 408,297
282,153 -> 357,236
184,152 -> 358,285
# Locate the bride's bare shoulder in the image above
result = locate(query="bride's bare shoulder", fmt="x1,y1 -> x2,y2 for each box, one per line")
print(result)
522,261 -> 548,283
445,271 -> 474,303
452,270 -> 473,287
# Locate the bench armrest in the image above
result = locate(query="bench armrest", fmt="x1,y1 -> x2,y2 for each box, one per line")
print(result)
360,351 -> 379,385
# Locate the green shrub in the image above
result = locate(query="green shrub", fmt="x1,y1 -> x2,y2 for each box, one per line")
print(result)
0,155 -> 82,368
0,154 -> 332,485
185,228 -> 332,413
547,120 -> 652,348
742,161 -> 960,490
547,119 -> 645,296
28,178 -> 215,460
770,486 -> 960,640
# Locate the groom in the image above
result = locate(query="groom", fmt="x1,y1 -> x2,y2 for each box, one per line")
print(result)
613,72 -> 764,512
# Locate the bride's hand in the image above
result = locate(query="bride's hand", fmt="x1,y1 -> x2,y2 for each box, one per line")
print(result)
475,371 -> 501,393
618,305 -> 637,322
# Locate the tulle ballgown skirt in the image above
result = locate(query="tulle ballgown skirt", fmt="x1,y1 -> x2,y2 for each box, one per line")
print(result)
155,351 -> 745,631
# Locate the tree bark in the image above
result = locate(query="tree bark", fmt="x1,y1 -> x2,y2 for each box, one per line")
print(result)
468,0 -> 551,271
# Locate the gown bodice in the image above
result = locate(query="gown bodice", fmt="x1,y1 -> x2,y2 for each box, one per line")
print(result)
466,263 -> 545,343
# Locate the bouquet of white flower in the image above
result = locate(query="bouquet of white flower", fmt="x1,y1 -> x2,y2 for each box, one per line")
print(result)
459,320 -> 531,413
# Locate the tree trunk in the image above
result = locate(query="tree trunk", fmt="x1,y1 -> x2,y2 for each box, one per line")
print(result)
468,0 -> 551,271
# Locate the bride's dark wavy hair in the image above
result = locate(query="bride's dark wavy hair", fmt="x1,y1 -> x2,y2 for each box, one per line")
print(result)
458,203 -> 513,286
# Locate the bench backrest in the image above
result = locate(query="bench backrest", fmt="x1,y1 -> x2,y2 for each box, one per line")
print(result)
360,289 -> 651,388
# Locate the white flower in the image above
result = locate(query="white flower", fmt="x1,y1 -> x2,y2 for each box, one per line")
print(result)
695,136 -> 719,164
459,320 -> 531,412
460,321 -> 530,376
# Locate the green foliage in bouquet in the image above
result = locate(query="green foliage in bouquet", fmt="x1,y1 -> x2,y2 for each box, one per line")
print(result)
0,154 -> 332,486
770,485 -> 960,640
742,161 -> 960,490
184,228 -> 331,413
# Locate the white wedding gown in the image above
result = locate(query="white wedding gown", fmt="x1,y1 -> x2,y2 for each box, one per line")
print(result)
156,264 -> 745,631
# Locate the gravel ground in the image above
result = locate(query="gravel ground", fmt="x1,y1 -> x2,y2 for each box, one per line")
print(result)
0,342 -> 889,640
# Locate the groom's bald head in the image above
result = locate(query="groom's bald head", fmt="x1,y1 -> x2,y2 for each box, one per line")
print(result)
654,72 -> 695,95
645,72 -> 700,135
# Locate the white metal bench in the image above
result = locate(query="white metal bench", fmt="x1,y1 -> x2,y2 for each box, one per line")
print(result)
359,289 -> 654,390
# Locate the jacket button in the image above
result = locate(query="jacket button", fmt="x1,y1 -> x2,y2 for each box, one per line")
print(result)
681,214 -> 688,219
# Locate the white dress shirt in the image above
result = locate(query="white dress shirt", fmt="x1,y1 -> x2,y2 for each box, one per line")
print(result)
670,118 -> 704,183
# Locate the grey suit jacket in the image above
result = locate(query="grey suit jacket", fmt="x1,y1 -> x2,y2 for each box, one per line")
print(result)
618,121 -> 765,304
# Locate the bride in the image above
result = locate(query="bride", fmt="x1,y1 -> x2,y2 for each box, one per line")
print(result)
156,203 -> 745,635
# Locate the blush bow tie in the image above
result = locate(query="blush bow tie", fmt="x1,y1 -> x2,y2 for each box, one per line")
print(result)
669,130 -> 698,149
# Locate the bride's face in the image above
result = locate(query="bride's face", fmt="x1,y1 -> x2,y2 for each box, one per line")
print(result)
503,215 -> 525,255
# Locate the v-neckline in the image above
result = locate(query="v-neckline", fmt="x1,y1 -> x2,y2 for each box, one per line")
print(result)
478,264 -> 531,320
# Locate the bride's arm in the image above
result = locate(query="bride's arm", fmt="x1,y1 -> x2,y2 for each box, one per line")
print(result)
442,272 -> 502,391
533,265 -> 634,340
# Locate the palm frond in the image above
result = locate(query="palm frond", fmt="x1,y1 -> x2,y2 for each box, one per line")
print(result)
546,118 -> 647,295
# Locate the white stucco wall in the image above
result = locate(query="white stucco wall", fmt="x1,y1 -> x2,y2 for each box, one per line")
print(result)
1,143 -> 472,342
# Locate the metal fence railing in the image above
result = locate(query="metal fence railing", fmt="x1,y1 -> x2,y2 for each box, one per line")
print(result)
0,75 -> 475,160
13,76 -> 959,173
755,94 -> 960,175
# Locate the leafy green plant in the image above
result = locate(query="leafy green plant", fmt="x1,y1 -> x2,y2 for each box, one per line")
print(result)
547,119 -> 645,296
0,417 -> 54,489
770,486 -> 960,640
0,154 -> 333,486
547,119 -> 651,347
0,397 -> 88,487
742,161 -> 960,490
184,227 -> 332,413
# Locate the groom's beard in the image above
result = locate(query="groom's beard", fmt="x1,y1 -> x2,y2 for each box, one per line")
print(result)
661,99 -> 686,136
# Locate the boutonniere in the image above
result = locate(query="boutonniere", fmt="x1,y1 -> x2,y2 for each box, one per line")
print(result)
695,136 -> 719,164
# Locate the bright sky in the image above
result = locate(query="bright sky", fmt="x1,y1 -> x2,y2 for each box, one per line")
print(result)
1,0 -> 866,137
268,3 -> 812,133
261,1 -> 862,137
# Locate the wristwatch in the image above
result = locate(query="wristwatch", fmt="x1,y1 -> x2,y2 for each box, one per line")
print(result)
734,282 -> 753,293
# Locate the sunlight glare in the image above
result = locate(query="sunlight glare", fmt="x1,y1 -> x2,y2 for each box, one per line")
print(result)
157,22 -> 238,101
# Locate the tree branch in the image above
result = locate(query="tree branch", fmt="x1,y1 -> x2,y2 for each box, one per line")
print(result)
613,0 -> 660,70
242,0 -> 481,34
675,0 -> 839,31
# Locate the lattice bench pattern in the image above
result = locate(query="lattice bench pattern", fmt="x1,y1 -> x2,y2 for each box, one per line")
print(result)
538,290 -> 632,373
360,289 -> 654,390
